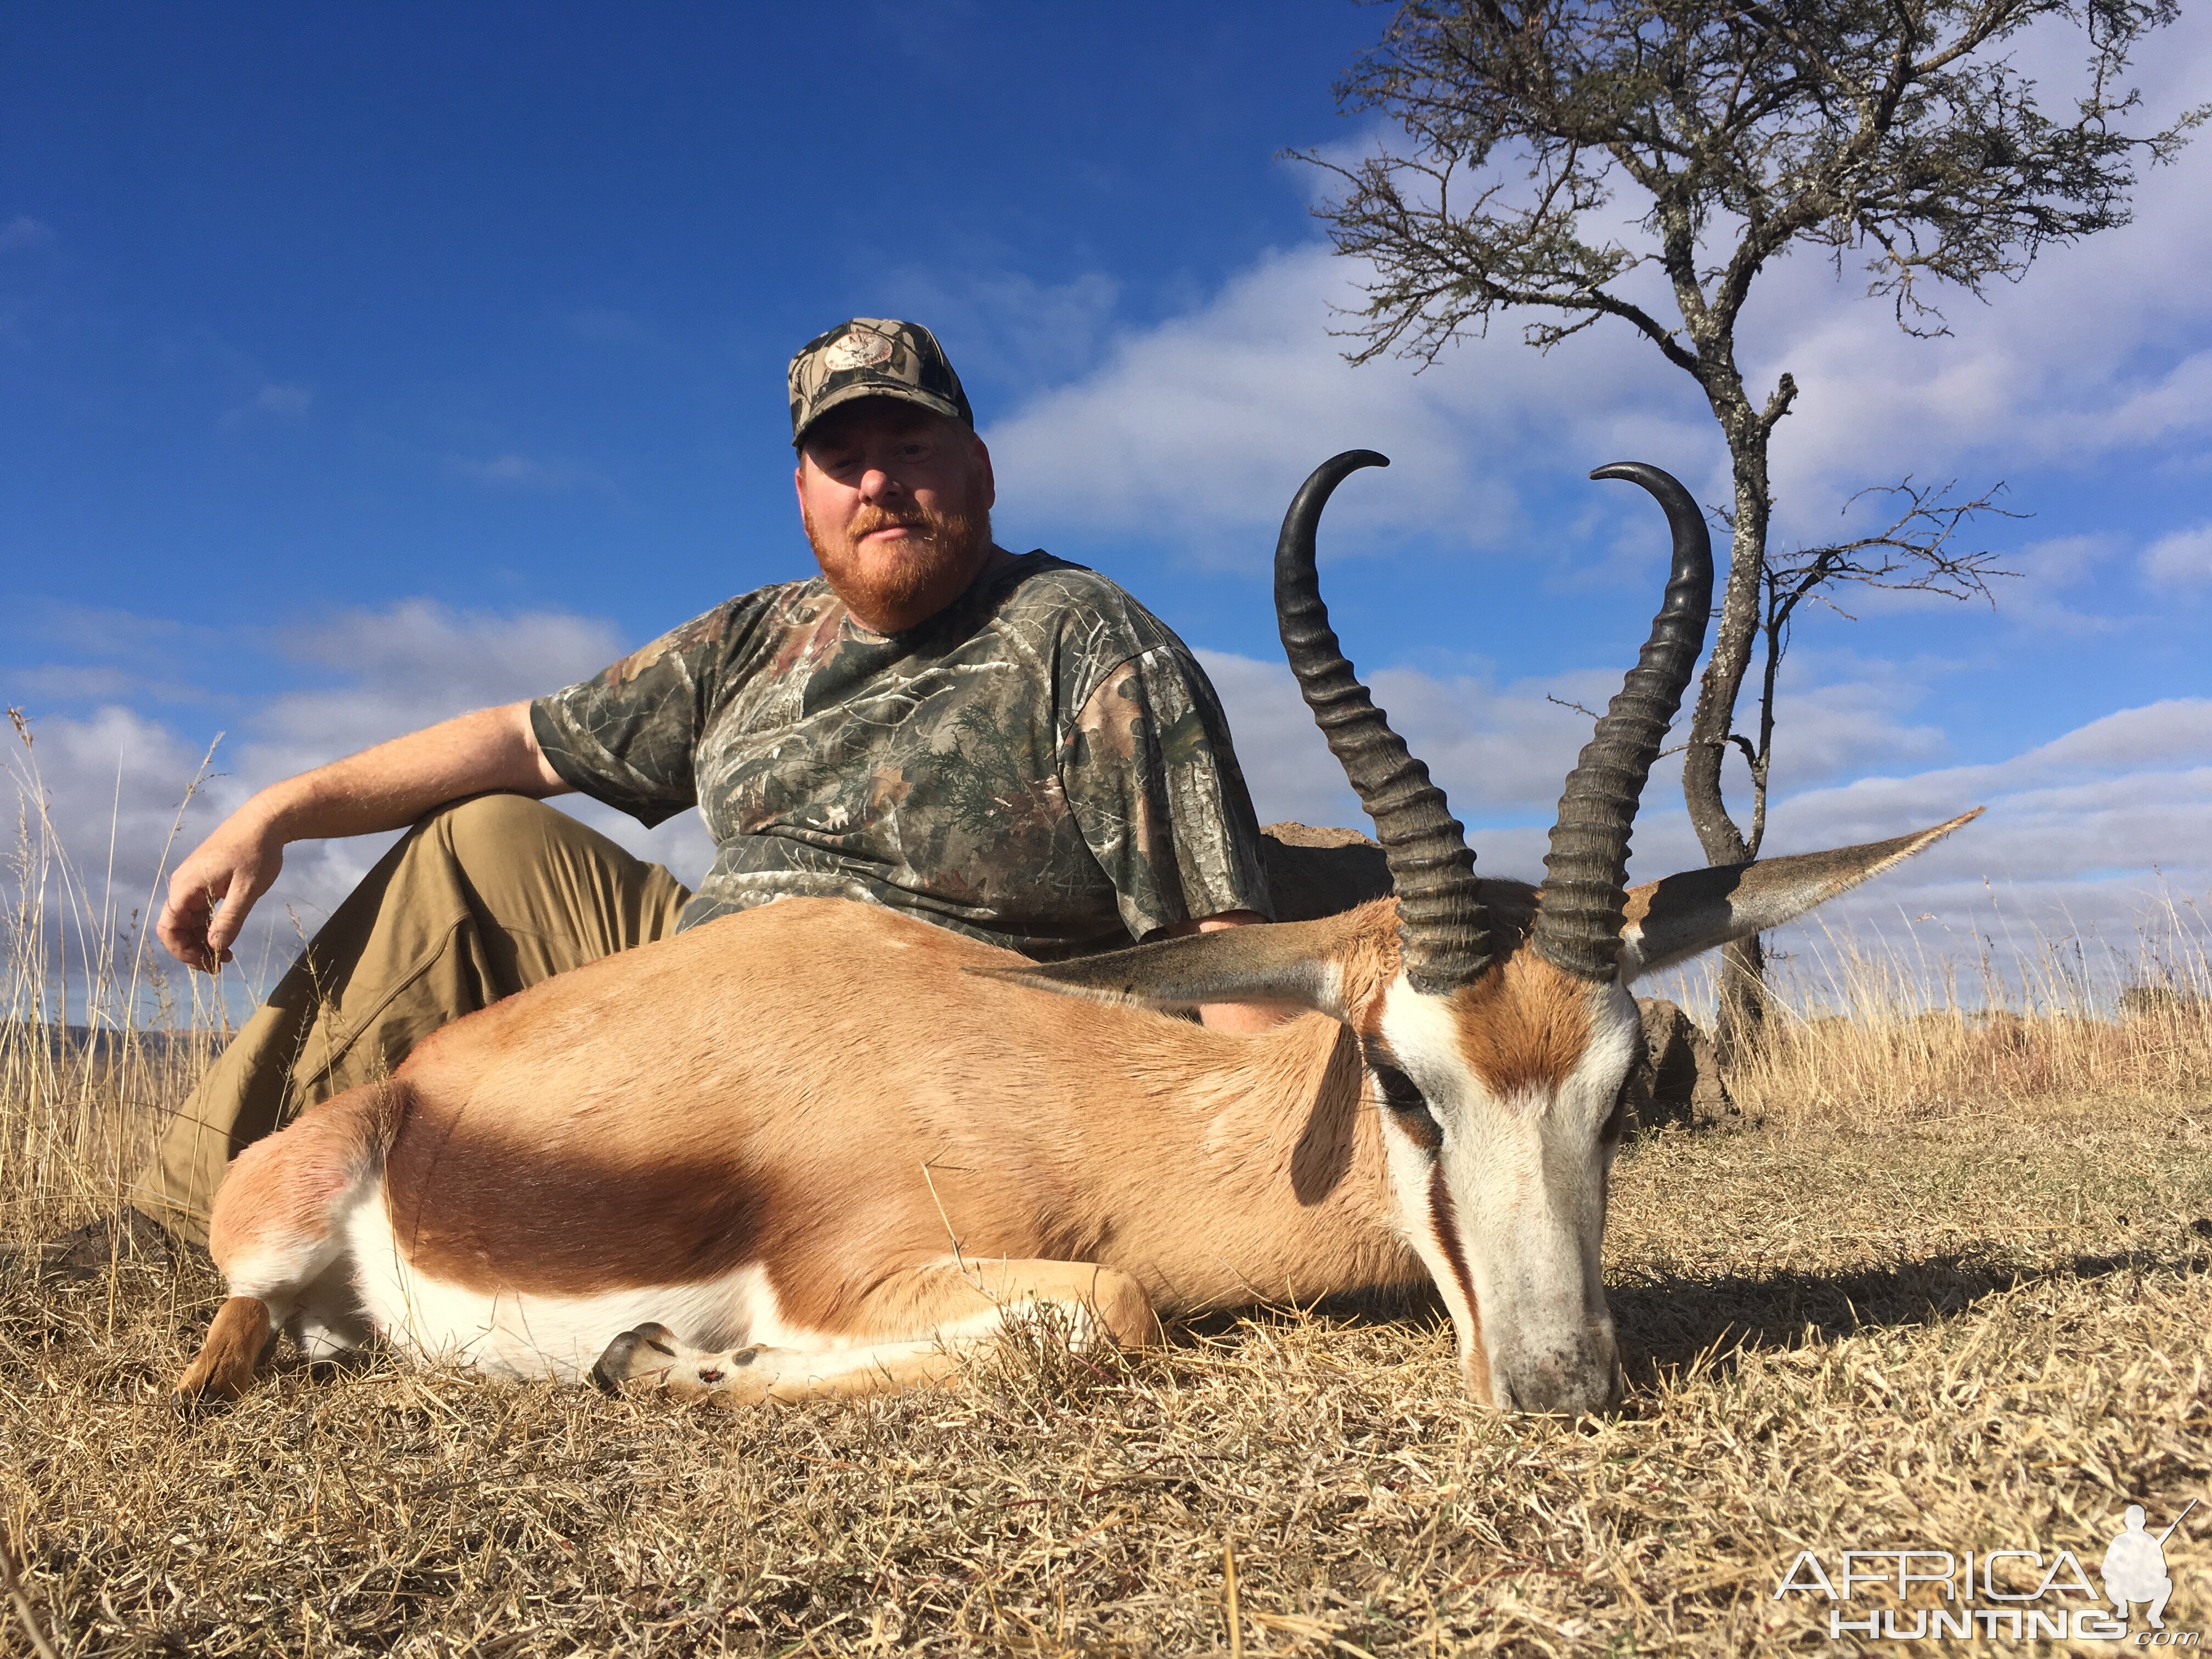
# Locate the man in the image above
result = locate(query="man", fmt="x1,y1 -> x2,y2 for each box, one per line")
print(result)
139,318 -> 1277,1243
2101,1504 -> 2175,1629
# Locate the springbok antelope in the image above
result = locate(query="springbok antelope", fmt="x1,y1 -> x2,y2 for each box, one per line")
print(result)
177,452 -> 1976,1415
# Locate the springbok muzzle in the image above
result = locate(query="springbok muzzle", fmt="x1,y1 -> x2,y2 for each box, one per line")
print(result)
1489,1324 -> 1623,1416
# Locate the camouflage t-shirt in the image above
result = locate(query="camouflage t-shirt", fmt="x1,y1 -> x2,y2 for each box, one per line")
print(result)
531,549 -> 1273,960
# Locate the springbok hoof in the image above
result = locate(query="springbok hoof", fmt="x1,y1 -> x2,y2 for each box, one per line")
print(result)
590,1322 -> 680,1393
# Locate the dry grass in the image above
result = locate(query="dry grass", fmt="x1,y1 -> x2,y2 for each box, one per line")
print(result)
1675,896 -> 2212,1125
3,1093 -> 2209,1655
5,735 -> 2212,1654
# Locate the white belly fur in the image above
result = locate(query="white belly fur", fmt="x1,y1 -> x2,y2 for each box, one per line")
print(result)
341,1194 -> 785,1382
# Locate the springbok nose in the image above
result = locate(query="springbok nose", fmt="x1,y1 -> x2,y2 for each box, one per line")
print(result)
1496,1331 -> 1623,1417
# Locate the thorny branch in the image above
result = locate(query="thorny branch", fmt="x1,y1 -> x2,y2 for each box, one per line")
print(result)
1734,477 -> 2021,856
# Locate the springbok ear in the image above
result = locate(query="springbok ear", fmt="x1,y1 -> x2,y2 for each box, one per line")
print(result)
1618,809 -> 1982,980
967,914 -> 1361,1022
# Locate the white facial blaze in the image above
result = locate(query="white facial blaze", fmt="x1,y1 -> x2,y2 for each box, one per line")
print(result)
1374,975 -> 1639,1410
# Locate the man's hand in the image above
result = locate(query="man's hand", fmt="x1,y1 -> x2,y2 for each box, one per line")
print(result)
158,809 -> 286,972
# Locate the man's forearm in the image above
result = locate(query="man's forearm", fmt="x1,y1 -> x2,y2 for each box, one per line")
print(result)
158,700 -> 572,970
245,702 -> 569,843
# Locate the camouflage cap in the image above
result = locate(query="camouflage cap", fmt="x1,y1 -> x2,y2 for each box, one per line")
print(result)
788,318 -> 974,446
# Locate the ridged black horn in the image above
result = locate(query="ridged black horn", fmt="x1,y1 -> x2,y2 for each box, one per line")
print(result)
1533,462 -> 1716,982
1276,451 -> 1489,995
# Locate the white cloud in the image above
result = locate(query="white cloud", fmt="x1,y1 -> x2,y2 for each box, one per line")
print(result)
1696,701 -> 2212,975
255,599 -> 627,760
985,244 -> 1702,568
250,382 -> 312,417
1995,532 -> 2126,629
983,9 -> 2212,580
1714,19 -> 2212,514
7,664 -> 213,705
0,215 -> 55,251
446,452 -> 590,490
2143,523 -> 2212,584
4,703 -> 221,913
1210,647 -> 1934,923
1211,637 -> 1950,836
11,609 -> 2204,1014
885,267 -> 1123,397
220,381 -> 314,428
1205,625 -> 2209,979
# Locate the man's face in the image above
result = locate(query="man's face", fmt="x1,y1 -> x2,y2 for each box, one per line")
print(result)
795,400 -> 997,634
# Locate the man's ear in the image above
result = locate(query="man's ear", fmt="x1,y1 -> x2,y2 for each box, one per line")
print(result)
1618,809 -> 1981,980
968,913 -> 1358,1022
971,432 -> 996,511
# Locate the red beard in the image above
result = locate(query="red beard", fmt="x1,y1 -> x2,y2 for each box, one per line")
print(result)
804,496 -> 996,634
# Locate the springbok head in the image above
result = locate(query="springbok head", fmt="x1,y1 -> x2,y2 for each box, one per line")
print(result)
1001,452 -> 1976,1413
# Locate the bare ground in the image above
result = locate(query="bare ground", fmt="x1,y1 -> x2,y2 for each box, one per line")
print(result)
3,1089 -> 2208,1656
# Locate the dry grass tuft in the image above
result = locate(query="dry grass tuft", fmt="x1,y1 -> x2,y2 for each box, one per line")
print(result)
1691,899 -> 2212,1124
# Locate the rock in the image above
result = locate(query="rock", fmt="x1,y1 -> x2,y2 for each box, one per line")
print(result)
1259,822 -> 1393,922
1627,997 -> 1734,1130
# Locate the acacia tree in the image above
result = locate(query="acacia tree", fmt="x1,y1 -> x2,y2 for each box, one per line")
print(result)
1304,0 -> 2201,1058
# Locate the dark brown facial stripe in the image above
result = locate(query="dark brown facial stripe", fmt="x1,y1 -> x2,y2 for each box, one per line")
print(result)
1426,1163 -> 1480,1339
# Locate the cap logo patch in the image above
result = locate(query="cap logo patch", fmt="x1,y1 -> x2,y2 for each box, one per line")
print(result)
823,330 -> 894,372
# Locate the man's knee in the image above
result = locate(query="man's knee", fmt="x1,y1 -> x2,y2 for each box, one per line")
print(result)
409,793 -> 602,929
412,791 -> 683,952
416,793 -> 624,902
422,792 -> 575,861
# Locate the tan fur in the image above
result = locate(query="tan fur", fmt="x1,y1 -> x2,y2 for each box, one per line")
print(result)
311,901 -> 1421,1332
1323,901 -> 1404,1036
176,1296 -> 271,1401
1448,951 -> 1592,1097
208,1080 -> 400,1272
857,1259 -> 1162,1350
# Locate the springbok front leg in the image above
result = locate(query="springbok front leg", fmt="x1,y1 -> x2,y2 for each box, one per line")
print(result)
591,1258 -> 1160,1406
174,1080 -> 399,1401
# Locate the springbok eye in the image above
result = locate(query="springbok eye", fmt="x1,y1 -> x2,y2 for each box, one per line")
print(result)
1369,1061 -> 1443,1153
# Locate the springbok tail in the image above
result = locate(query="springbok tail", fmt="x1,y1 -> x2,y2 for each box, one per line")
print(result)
177,1078 -> 405,1401
176,1295 -> 273,1402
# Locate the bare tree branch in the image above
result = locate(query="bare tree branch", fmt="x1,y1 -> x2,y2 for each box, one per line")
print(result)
1544,692 -> 1605,722
1722,476 -> 2019,889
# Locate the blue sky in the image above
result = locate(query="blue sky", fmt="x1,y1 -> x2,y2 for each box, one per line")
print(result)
5,2 -> 2210,1006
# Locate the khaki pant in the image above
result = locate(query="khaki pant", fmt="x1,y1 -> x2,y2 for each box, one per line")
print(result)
140,794 -> 689,1244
